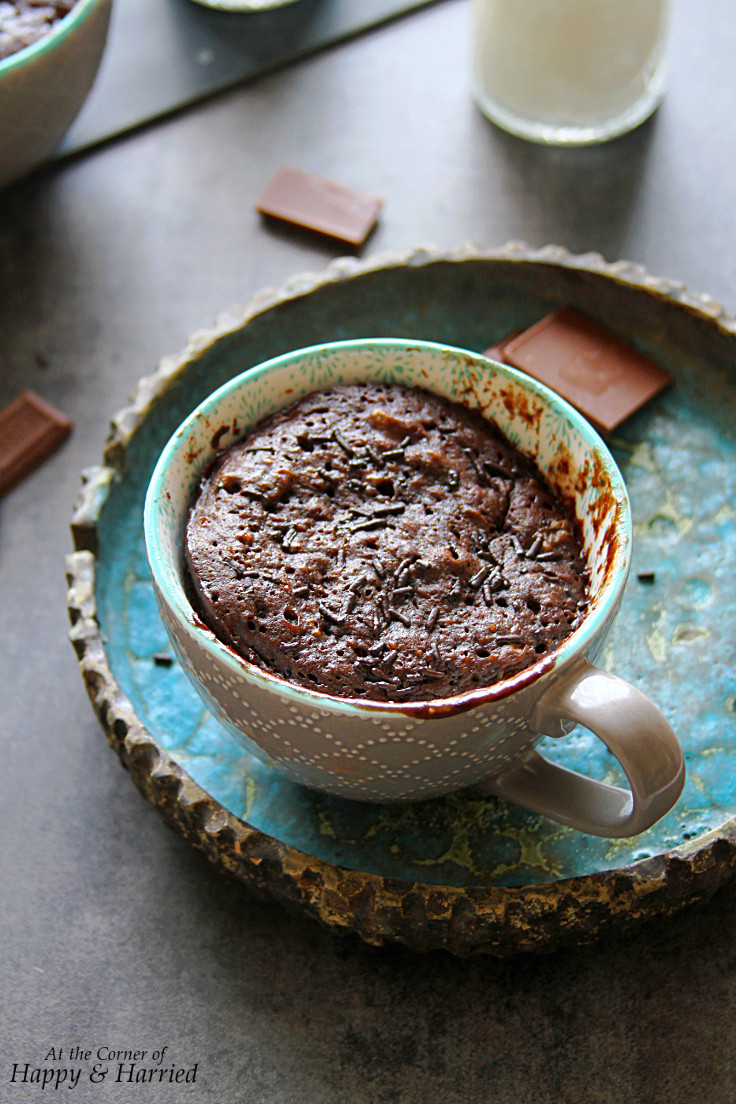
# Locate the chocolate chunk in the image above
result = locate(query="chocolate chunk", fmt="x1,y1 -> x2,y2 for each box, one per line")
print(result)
502,307 -> 672,432
256,166 -> 382,247
0,389 -> 72,497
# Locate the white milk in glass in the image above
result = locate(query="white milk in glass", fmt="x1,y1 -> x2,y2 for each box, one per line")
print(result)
472,0 -> 670,144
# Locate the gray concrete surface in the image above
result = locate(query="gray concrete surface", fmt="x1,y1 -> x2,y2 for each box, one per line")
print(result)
2,1 -> 736,1100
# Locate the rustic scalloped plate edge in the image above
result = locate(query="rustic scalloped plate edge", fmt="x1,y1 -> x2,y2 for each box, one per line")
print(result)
66,241 -> 736,956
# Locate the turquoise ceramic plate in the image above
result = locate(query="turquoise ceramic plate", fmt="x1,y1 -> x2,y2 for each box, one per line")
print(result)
67,244 -> 736,954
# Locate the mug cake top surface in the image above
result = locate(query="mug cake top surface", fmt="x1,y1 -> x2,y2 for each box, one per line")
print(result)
185,382 -> 588,702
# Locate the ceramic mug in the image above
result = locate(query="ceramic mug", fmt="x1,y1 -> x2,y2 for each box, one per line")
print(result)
144,339 -> 685,837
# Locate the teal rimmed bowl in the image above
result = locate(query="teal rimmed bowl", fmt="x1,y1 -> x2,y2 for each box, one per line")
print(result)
0,0 -> 112,188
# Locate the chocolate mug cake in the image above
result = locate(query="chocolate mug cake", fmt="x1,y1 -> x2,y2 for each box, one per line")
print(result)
185,382 -> 589,703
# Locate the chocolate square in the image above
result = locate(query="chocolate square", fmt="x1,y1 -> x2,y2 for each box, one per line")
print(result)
256,166 -> 382,247
503,307 -> 672,431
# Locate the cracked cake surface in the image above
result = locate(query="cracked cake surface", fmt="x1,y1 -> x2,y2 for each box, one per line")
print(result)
185,382 -> 589,702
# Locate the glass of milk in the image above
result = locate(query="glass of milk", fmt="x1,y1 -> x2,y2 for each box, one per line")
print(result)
472,0 -> 671,145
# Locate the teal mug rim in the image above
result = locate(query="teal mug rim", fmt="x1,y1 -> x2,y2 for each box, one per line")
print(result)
144,337 -> 631,717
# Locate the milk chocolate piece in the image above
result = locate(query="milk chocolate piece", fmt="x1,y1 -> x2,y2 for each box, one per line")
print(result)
482,329 -> 522,362
0,389 -> 72,496
503,307 -> 672,431
256,166 -> 382,247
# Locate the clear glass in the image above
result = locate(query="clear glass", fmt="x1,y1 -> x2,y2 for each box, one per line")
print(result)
472,0 -> 671,146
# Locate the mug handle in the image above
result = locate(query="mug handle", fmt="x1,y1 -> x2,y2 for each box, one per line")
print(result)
480,659 -> 686,837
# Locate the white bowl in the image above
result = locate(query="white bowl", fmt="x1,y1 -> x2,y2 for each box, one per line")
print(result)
0,0 -> 112,189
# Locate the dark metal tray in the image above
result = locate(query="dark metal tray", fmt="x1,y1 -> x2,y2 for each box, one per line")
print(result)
58,0 -> 444,160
